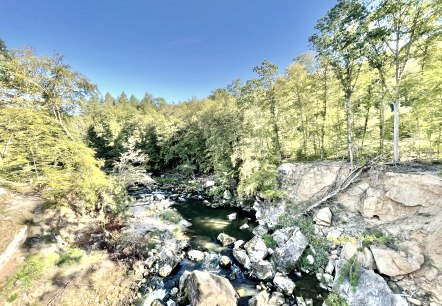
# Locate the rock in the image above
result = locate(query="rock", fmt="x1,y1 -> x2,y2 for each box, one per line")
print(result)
145,256 -> 156,268
252,225 -> 268,236
159,265 -> 173,277
296,296 -> 307,306
253,200 -> 286,229
234,240 -> 245,249
249,290 -> 269,306
407,297 -> 422,305
325,261 -> 335,274
0,187 -> 6,196
227,213 -> 237,221
233,249 -> 251,269
277,162 -> 352,204
314,207 -> 332,226
341,242 -> 376,270
223,190 -> 233,200
179,219 -> 192,227
217,233 -> 236,246
273,273 -> 296,295
271,227 -> 308,274
0,226 -> 28,269
268,291 -> 285,305
188,250 -> 205,261
170,287 -> 179,297
250,260 -> 274,280
306,254 -> 315,265
220,256 -> 232,267
370,243 -> 424,277
240,223 -> 249,230
166,300 -> 176,306
184,271 -> 237,306
334,260 -> 408,306
205,180 -> 215,188
244,236 -> 268,261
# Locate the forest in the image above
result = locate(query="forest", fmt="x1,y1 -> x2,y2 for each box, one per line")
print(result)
0,0 -> 441,212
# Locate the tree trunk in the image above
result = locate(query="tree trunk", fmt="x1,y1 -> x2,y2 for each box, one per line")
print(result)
321,66 -> 328,160
346,93 -> 354,167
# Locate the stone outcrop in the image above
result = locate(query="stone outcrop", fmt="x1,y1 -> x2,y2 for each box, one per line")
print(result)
334,260 -> 408,306
271,226 -> 308,274
181,270 -> 237,306
370,243 -> 424,277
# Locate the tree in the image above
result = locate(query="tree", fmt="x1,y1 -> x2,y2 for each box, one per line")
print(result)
310,0 -> 368,166
370,0 -> 441,161
1,48 -> 97,137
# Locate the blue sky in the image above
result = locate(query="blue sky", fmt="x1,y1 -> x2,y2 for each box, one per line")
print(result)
0,0 -> 336,103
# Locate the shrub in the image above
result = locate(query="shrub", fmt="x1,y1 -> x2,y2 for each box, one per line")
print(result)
324,292 -> 348,306
159,210 -> 181,224
338,255 -> 361,290
262,234 -> 277,249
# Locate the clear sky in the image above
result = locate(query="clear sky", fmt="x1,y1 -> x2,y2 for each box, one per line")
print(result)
0,0 -> 336,103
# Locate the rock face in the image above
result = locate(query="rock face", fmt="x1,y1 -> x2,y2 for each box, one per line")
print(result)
370,244 -> 424,277
244,236 -> 268,262
313,207 -> 332,227
334,260 -> 408,306
0,226 -> 28,269
217,233 -> 236,246
271,227 -> 308,274
277,162 -> 352,204
275,162 -> 442,303
183,270 -> 237,306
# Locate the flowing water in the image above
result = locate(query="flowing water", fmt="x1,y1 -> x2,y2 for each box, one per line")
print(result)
140,192 -> 328,305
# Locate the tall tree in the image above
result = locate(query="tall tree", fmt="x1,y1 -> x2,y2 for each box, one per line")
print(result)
370,0 -> 441,161
310,0 -> 368,166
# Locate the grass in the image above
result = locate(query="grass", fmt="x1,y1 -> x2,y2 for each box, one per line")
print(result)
338,255 -> 361,291
56,247 -> 83,267
159,210 -> 181,224
324,292 -> 348,306
262,234 -> 277,249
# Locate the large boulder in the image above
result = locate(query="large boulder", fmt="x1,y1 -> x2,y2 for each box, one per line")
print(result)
370,243 -> 424,277
250,260 -> 274,280
233,249 -> 251,269
313,207 -> 332,227
271,227 -> 308,274
188,250 -> 205,262
273,273 -> 296,295
217,233 -> 236,246
182,270 -> 237,306
248,290 -> 269,306
334,260 -> 408,306
244,236 -> 268,262
277,162 -> 352,204
341,242 -> 376,270
253,200 -> 286,228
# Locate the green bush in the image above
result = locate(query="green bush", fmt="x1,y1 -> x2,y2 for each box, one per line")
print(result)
338,255 -> 361,290
56,248 -> 83,267
324,292 -> 348,306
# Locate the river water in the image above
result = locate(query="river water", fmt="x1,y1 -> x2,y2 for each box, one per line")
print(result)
161,198 -> 328,305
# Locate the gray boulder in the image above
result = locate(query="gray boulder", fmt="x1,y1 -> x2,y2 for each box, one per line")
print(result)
182,270 -> 237,306
233,249 -> 251,269
334,260 -> 408,306
244,236 -> 268,262
217,233 -> 236,246
273,273 -> 296,295
250,260 -> 274,280
271,226 -> 308,274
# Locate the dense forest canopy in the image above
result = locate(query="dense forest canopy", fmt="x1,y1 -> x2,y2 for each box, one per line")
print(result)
0,0 -> 441,210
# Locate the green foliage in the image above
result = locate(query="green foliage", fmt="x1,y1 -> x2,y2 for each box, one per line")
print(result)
56,248 -> 83,267
338,255 -> 361,290
159,210 -> 181,224
262,234 -> 277,249
5,253 -> 58,291
325,292 -> 349,306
